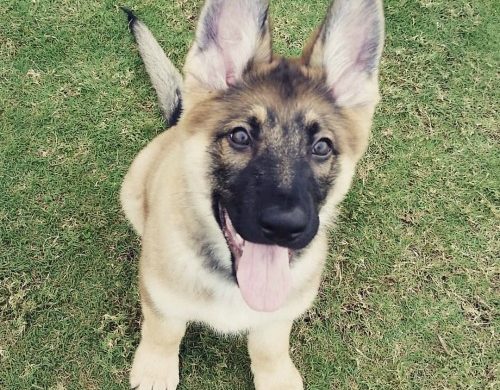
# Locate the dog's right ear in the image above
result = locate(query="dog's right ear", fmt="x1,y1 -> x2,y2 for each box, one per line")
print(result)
184,0 -> 272,93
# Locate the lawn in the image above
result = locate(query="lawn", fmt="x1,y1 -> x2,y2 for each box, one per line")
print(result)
0,0 -> 498,389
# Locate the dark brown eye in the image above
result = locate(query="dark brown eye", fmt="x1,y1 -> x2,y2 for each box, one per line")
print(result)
312,138 -> 334,158
228,127 -> 251,149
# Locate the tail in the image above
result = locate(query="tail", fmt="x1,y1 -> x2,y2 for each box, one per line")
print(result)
121,7 -> 183,126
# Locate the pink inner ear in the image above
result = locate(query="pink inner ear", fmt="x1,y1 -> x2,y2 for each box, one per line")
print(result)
215,1 -> 261,87
186,0 -> 268,91
320,1 -> 382,107
224,57 -> 236,86
219,8 -> 246,87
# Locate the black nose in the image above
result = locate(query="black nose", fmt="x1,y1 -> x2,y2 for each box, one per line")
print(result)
259,206 -> 308,244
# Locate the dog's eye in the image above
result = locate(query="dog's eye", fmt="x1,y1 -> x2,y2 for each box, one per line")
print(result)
228,127 -> 251,149
312,138 -> 334,158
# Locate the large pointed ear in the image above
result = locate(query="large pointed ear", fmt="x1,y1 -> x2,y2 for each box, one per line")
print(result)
184,0 -> 272,92
303,0 -> 384,108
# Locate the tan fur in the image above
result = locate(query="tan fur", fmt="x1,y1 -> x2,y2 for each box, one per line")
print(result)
122,63 -> 372,389
130,300 -> 186,390
248,321 -> 303,390
129,18 -> 183,124
121,1 -> 384,388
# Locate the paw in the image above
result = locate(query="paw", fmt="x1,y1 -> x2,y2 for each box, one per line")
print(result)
130,342 -> 180,390
253,360 -> 303,390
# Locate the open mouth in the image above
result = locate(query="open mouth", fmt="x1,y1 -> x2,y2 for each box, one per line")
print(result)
218,205 -> 292,313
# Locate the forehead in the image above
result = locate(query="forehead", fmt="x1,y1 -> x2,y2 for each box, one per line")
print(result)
220,59 -> 337,125
183,58 -> 367,158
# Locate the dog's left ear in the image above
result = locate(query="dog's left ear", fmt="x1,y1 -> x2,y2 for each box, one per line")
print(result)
303,0 -> 384,108
184,0 -> 271,92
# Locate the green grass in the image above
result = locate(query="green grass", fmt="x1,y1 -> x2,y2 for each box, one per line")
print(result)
1,0 -> 498,388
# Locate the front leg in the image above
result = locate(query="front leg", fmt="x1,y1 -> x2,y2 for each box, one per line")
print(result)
248,321 -> 303,390
130,300 -> 186,390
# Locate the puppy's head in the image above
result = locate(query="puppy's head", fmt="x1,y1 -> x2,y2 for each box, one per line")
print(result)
179,0 -> 384,312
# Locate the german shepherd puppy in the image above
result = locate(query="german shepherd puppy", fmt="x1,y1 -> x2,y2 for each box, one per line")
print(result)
121,0 -> 384,388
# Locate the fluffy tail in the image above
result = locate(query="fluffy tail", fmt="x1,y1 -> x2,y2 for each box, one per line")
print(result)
121,7 -> 183,126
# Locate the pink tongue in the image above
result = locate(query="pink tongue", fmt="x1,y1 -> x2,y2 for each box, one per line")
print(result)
236,242 -> 291,312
